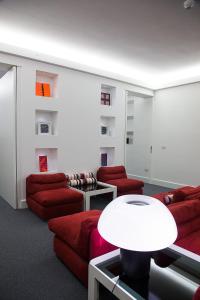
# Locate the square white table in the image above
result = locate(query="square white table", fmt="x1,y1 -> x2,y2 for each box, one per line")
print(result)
88,245 -> 200,300
69,181 -> 117,211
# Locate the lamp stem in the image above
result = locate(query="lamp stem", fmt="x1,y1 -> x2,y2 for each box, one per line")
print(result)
120,249 -> 152,299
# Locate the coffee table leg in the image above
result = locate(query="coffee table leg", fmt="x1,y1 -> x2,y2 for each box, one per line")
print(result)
85,194 -> 90,211
113,188 -> 117,199
88,265 -> 99,300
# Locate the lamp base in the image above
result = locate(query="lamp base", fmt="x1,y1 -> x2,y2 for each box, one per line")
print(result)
120,249 -> 152,299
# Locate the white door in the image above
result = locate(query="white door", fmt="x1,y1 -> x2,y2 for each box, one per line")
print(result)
125,95 -> 152,182
0,66 -> 17,208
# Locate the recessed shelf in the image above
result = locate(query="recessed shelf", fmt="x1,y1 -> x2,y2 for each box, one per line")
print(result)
101,84 -> 116,107
36,70 -> 58,98
100,116 -> 115,137
35,110 -> 58,135
100,147 -> 115,166
35,148 -> 58,173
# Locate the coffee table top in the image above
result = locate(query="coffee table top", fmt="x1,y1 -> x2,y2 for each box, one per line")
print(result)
71,182 -> 113,193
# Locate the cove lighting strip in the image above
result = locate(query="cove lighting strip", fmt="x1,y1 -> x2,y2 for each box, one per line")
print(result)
0,23 -> 200,89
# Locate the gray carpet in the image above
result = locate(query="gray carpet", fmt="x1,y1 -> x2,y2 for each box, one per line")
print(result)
0,183 -> 169,300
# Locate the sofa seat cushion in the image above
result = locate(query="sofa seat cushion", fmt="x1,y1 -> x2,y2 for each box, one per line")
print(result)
32,188 -> 83,207
48,210 -> 101,260
175,229 -> 200,255
107,178 -> 144,193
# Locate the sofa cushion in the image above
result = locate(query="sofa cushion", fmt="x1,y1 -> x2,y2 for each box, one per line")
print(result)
97,166 -> 127,182
32,188 -> 83,207
107,178 -> 144,192
48,210 -> 101,260
26,173 -> 67,195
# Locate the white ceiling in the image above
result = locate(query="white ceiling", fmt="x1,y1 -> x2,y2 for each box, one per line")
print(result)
0,0 -> 200,89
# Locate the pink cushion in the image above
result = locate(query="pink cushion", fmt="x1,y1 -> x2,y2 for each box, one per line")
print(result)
32,188 -> 83,207
89,228 -> 117,259
107,178 -> 144,193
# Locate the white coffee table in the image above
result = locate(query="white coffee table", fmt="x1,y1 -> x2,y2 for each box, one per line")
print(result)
69,181 -> 117,211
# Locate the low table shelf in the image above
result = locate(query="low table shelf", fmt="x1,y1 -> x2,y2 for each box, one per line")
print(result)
70,181 -> 117,211
89,245 -> 200,300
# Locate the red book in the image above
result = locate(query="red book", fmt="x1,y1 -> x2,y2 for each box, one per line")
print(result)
39,155 -> 48,172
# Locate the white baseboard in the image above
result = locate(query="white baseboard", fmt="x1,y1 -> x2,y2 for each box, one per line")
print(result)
127,174 -> 186,189
149,178 -> 186,189
19,199 -> 27,209
127,173 -> 151,184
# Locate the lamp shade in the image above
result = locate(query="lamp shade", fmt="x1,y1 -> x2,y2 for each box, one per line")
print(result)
98,195 -> 177,252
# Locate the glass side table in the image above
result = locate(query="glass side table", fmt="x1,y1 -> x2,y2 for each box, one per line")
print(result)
88,245 -> 200,300
69,181 -> 117,211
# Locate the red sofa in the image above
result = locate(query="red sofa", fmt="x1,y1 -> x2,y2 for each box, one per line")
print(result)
26,173 -> 83,220
96,165 -> 144,196
48,210 -> 116,286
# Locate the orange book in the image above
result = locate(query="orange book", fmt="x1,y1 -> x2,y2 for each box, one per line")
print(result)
35,82 -> 43,96
43,83 -> 51,97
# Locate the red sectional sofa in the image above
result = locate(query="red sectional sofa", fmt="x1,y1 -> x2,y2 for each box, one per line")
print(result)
48,195 -> 200,286
26,173 -> 83,220
96,165 -> 144,196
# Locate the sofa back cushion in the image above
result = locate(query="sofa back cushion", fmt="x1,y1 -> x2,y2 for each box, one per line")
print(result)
97,166 -> 127,182
26,173 -> 67,195
173,186 -> 200,202
169,200 -> 200,241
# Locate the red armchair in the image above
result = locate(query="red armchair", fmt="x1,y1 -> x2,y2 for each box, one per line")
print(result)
96,165 -> 144,196
26,173 -> 83,220
48,210 -> 116,286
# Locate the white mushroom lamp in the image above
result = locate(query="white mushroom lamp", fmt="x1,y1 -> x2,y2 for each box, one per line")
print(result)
98,195 -> 177,296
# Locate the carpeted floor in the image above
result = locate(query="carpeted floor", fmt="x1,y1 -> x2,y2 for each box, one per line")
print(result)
0,183 -> 169,300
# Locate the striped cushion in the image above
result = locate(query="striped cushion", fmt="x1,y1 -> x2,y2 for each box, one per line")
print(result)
66,172 -> 96,186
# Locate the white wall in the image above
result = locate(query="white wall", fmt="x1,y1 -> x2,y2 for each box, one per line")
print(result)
0,67 -> 17,208
0,52 -> 153,208
151,82 -> 200,188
